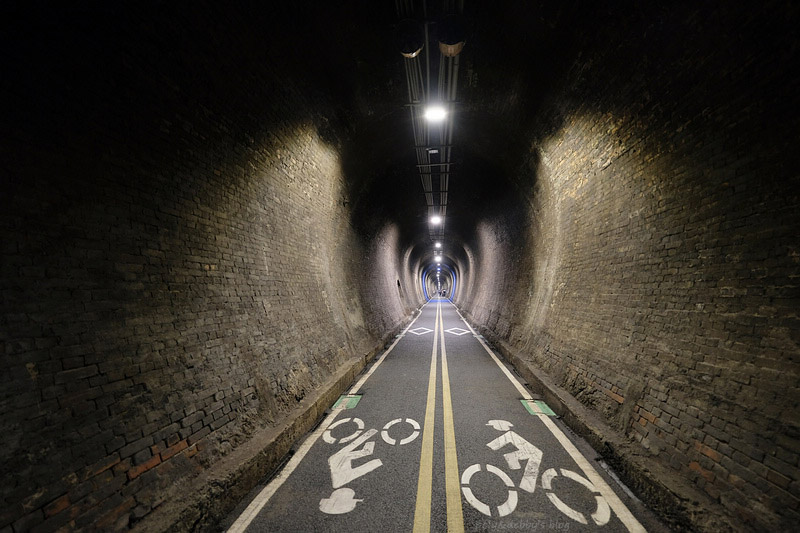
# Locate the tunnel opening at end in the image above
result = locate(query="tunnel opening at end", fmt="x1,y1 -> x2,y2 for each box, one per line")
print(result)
421,262 -> 457,302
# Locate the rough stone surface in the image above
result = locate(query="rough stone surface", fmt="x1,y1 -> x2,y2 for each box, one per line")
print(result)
2,2 -> 799,532
0,5 -> 418,531
456,3 -> 800,531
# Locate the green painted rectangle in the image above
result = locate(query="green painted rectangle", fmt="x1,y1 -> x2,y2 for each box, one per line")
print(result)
333,394 -> 362,409
521,399 -> 557,416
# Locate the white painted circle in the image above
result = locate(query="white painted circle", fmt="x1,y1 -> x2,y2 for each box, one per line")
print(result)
460,464 -> 518,517
322,417 -> 365,445
541,468 -> 611,526
381,418 -> 420,445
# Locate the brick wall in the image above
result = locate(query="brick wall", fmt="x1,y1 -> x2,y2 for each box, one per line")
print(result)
0,5 -> 416,532
457,3 -> 799,530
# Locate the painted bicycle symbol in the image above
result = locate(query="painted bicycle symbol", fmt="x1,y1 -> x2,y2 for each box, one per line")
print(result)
319,417 -> 420,515
461,420 -> 611,526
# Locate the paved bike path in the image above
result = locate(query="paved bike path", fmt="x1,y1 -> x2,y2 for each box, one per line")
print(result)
224,299 -> 664,532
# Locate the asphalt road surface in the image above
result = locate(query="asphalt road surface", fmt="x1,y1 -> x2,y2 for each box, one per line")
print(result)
222,299 -> 666,533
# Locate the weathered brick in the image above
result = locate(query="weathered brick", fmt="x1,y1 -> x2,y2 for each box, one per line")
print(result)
42,495 -> 70,518
188,426 -> 211,445
127,455 -> 161,480
13,510 -> 44,532
119,436 -> 154,460
2,4 -> 798,533
160,440 -> 189,461
766,469 -> 792,490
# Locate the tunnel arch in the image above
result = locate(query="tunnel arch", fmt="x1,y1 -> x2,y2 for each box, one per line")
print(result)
421,262 -> 457,301
0,2 -> 797,532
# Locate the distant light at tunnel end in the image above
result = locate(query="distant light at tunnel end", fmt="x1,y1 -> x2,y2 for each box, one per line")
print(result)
429,215 -> 442,225
424,105 -> 447,122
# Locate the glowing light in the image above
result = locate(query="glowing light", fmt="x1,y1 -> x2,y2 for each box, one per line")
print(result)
429,215 -> 442,225
435,242 -> 441,248
434,255 -> 442,262
424,105 -> 446,122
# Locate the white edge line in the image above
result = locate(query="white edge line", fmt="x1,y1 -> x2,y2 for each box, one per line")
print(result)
226,407 -> 343,533
226,303 -> 427,533
537,414 -> 647,532
451,304 -> 531,401
452,303 -> 647,533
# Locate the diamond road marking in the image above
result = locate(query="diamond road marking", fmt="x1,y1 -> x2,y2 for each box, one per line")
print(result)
445,328 -> 469,336
409,327 -> 433,335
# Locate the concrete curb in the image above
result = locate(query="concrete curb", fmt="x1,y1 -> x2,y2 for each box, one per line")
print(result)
463,313 -> 740,533
131,315 -> 414,533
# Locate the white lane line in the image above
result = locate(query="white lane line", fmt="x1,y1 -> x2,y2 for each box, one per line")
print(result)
227,407 -> 344,533
451,303 -> 647,533
451,306 -> 531,400
227,304 -> 427,533
536,415 -> 646,532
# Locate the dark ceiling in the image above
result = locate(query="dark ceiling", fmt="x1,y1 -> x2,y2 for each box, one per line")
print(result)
4,1 -> 794,275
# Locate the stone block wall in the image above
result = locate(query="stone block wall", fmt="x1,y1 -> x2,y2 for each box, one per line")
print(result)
0,6 -> 417,531
456,3 -> 799,530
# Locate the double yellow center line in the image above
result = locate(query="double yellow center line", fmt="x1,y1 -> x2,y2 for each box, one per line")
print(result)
413,301 -> 464,533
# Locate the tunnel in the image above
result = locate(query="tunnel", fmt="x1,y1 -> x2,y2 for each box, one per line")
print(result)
1,1 -> 798,532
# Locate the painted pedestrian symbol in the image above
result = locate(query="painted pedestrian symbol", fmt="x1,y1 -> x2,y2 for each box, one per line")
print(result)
320,417 -> 420,514
319,488 -> 362,515
461,420 -> 611,525
328,429 -> 382,489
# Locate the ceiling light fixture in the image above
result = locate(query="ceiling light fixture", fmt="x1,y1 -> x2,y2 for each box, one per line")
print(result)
434,242 -> 441,248
424,105 -> 446,122
429,215 -> 442,225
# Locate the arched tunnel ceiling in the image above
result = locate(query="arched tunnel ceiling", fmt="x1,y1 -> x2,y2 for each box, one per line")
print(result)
321,1 -> 585,276
8,1 -> 784,284
317,0 -> 793,281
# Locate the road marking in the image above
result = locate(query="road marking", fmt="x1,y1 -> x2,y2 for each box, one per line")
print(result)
452,306 -> 531,401
319,487 -> 362,515
322,417 -> 364,445
413,302 -> 439,533
349,304 -> 426,395
487,419 -> 514,431
227,304 -> 426,533
333,394 -> 362,409
328,428 -> 382,489
227,407 -> 345,533
522,399 -> 557,416
541,468 -> 612,526
461,464 -> 518,517
452,302 -> 647,533
381,418 -> 420,445
439,301 -> 465,532
536,414 -> 646,531
486,426 -> 543,493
